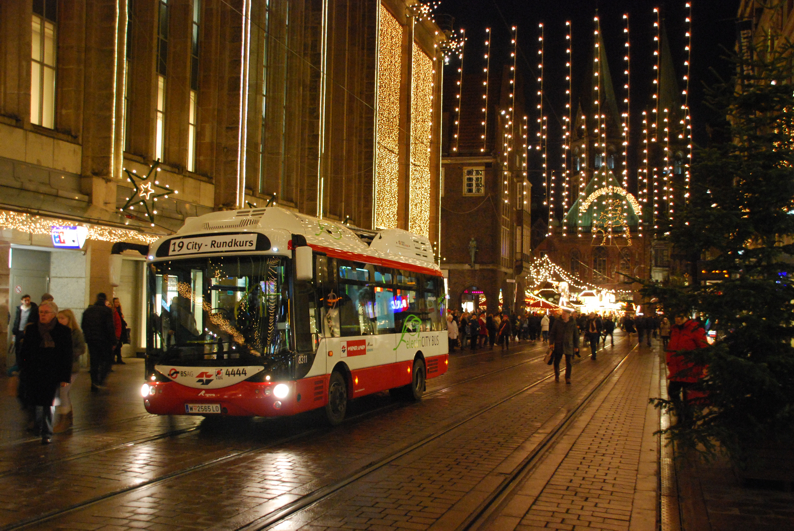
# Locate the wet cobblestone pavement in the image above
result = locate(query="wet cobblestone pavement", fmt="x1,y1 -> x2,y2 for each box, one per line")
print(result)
1,331 -> 790,531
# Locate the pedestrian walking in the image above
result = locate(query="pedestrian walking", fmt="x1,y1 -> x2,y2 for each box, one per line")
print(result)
486,314 -> 497,349
18,301 -> 72,444
540,313 -> 550,343
548,309 -> 579,383
478,313 -> 488,348
659,316 -> 671,350
585,313 -> 601,360
447,315 -> 458,352
636,315 -> 646,346
81,293 -> 116,392
602,316 -> 615,346
11,294 -> 39,427
468,315 -> 480,351
53,309 -> 86,433
112,297 -> 127,364
498,313 -> 511,351
12,294 -> 39,362
459,313 -> 469,349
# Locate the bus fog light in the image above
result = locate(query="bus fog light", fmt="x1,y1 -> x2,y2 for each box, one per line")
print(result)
273,401 -> 282,409
141,384 -> 152,397
273,383 -> 290,399
144,399 -> 150,408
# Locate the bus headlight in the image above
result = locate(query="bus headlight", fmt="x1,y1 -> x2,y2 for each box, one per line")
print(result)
141,383 -> 152,397
273,383 -> 290,399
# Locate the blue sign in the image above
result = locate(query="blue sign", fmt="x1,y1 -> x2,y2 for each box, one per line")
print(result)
51,226 -> 88,249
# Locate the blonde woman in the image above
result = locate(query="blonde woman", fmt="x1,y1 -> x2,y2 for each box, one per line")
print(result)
54,309 -> 86,433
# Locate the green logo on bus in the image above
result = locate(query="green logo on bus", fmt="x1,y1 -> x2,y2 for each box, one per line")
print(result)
394,314 -> 422,351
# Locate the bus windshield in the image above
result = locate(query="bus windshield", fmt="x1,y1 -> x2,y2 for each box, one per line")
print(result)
148,255 -> 290,366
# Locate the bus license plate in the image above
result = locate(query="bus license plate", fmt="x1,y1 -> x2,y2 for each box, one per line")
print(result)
185,404 -> 221,414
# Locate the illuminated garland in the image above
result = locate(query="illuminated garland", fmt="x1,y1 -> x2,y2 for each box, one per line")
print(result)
562,21 -> 572,237
451,29 -> 465,153
0,209 -> 159,245
481,28 -> 491,153
527,255 -> 632,295
580,186 -> 641,216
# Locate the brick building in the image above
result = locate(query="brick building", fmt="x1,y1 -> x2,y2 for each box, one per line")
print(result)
0,0 -> 446,369
440,26 -> 532,315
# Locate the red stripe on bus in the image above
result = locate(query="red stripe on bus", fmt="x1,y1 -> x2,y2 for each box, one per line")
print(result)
308,244 -> 442,278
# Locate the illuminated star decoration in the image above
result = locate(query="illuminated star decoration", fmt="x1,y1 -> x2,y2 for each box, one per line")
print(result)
120,161 -> 178,226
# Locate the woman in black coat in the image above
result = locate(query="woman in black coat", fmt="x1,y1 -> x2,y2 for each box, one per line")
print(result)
19,301 -> 73,444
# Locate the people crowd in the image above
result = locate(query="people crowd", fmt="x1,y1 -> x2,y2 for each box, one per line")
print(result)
446,306 -> 674,386
11,292 -> 128,444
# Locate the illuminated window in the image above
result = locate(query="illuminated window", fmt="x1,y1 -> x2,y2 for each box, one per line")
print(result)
187,90 -> 197,172
155,0 -> 169,161
155,76 -> 166,161
593,247 -> 608,282
31,2 -> 57,128
571,249 -> 581,276
463,168 -> 484,195
187,0 -> 200,172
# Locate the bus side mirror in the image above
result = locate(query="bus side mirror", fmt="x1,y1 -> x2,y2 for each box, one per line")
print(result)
295,246 -> 313,281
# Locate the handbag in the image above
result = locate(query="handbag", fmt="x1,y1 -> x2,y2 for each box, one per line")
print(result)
544,346 -> 554,365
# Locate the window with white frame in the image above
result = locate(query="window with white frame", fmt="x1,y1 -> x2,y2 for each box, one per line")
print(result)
463,167 -> 484,195
31,1 -> 57,128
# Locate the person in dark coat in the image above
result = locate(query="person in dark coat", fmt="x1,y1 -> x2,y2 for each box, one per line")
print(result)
548,309 -> 580,383
12,294 -> 39,361
81,293 -> 117,392
18,301 -> 72,444
486,314 -> 497,349
498,313 -> 511,351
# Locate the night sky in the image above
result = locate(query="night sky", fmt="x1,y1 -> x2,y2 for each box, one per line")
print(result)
438,0 -> 741,211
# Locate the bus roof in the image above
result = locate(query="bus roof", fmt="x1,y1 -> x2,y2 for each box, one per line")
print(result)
151,207 -> 440,273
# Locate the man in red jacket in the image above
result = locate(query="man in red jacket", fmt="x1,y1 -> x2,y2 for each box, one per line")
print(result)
665,312 -> 708,423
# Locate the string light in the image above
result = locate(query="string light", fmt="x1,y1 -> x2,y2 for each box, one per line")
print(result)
527,255 -> 633,296
683,2 -> 693,202
0,209 -> 159,245
562,21 -> 572,237
409,42 -> 434,238
481,28 -> 491,153
120,162 -> 179,227
374,6 -> 401,229
652,8 -> 661,231
536,24 -> 547,215
451,29 -> 465,154
407,1 -> 440,23
622,13 -> 630,190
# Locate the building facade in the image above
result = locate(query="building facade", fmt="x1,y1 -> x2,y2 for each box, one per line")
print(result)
0,0 -> 445,369
441,35 -> 532,315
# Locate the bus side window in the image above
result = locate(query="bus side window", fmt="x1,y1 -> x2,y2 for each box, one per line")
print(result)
337,286 -> 359,336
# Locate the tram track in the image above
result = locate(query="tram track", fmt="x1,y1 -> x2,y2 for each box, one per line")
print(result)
4,341 -> 550,480
2,342 -> 550,530
240,342 -> 633,530
4,337 -> 626,531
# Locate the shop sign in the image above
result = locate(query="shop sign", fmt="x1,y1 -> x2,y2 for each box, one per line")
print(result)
51,226 -> 88,249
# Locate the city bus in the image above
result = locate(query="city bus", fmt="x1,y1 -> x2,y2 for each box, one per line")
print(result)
140,207 -> 448,424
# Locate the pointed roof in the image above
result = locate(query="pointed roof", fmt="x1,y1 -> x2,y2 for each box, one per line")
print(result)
571,24 -> 622,144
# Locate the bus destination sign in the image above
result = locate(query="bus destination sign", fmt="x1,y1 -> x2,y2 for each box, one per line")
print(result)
159,233 -> 271,257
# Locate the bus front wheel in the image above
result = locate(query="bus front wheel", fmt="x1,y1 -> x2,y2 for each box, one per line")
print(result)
325,371 -> 347,425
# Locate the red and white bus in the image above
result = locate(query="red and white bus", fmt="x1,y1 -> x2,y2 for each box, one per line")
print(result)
140,207 -> 448,424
